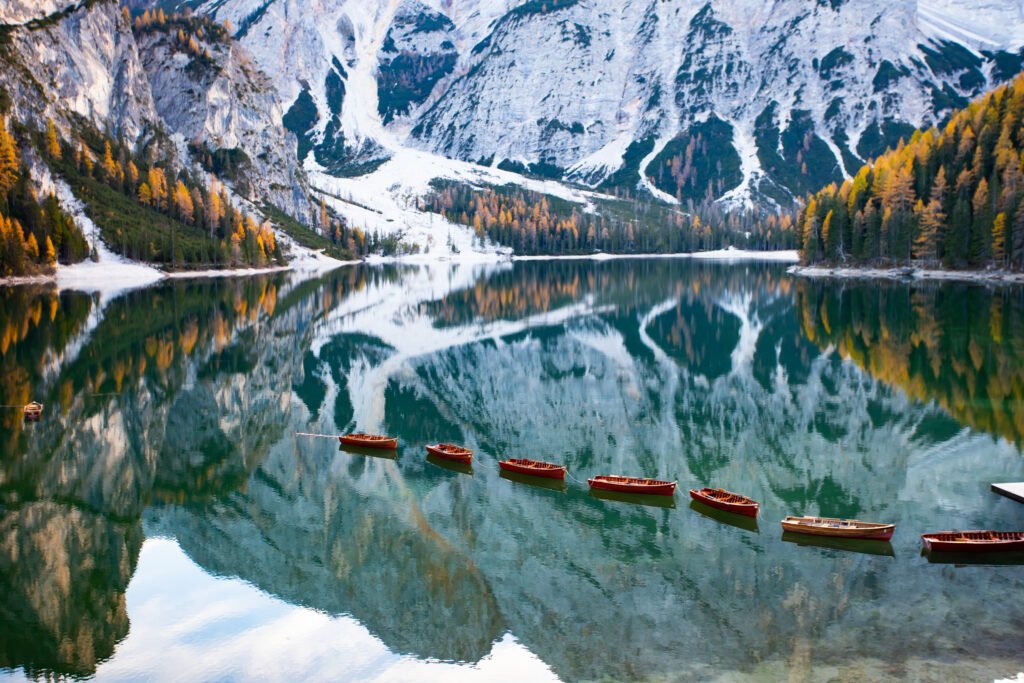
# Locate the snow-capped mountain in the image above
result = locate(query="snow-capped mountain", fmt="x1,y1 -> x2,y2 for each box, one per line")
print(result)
201,0 -> 1024,207
3,0 -> 1024,267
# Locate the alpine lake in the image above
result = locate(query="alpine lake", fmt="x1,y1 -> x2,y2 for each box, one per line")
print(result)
1,258 -> 1022,682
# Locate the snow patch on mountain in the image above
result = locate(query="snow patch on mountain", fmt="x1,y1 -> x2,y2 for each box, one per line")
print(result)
0,0 -> 75,25
917,0 -> 1024,50
306,146 -> 613,258
199,0 -> 1024,211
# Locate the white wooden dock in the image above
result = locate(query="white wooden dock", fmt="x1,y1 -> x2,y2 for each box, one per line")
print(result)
992,482 -> 1024,504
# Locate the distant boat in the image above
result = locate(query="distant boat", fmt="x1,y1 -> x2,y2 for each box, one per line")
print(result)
781,516 -> 895,541
338,433 -> 398,450
498,458 -> 567,480
23,402 -> 43,422
426,443 -> 473,464
921,530 -> 1024,553
588,475 -> 677,496
688,487 -> 759,517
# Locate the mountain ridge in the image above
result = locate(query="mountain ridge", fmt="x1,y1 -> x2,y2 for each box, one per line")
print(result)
199,0 -> 1024,209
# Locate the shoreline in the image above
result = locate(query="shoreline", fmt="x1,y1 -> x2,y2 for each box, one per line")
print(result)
789,264 -> 1024,285
0,248 -> 799,290
511,248 -> 799,263
0,248 -> 800,292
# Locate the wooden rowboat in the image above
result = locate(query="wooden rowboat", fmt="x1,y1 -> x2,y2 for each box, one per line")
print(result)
338,433 -> 398,450
426,443 -> 473,464
23,402 -> 43,421
689,487 -> 759,517
498,458 -> 567,480
921,530 -> 1024,553
781,516 -> 895,541
589,475 -> 677,496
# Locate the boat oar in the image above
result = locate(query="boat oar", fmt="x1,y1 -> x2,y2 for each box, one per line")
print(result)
295,432 -> 343,439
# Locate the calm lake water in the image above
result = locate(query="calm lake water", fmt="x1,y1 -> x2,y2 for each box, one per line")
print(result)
1,259 -> 1022,682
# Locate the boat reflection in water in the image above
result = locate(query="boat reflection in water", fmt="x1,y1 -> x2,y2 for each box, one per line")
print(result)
922,549 -> 1024,566
4,261 -> 1024,681
589,488 -> 677,509
338,443 -> 400,460
499,469 -> 567,492
781,531 -> 896,557
689,500 -> 759,533
426,452 -> 474,475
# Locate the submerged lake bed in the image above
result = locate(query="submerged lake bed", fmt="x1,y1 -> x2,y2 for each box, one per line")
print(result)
1,259 -> 1022,682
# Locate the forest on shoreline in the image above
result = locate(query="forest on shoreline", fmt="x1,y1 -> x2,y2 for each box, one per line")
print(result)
798,74 -> 1024,273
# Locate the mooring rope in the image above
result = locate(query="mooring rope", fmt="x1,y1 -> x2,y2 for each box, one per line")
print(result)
295,432 -> 342,439
565,470 -> 586,485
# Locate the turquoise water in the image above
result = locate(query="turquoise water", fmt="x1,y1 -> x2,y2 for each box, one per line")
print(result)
0,260 -> 1022,682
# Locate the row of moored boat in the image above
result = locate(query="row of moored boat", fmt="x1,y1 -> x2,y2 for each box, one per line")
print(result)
338,434 -> 1024,555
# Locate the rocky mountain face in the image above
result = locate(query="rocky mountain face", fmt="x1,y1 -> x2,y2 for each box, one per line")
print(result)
0,0 -> 158,141
0,0 -> 312,225
133,19 -> 311,221
5,0 -> 1021,261
200,0 -> 1024,207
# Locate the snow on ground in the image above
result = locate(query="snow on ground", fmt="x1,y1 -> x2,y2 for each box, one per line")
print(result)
789,263 -> 1024,284
300,21 -> 617,264
691,248 -> 799,262
307,146 -> 617,261
56,240 -> 164,297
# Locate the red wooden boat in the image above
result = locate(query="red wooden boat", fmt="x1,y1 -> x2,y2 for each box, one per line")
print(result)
498,458 -> 567,480
921,530 -> 1024,553
23,401 -> 43,422
338,433 -> 398,450
689,487 -> 759,517
425,443 -> 473,464
589,475 -> 677,496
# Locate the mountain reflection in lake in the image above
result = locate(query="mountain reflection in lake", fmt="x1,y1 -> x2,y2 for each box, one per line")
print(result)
1,261 -> 1023,682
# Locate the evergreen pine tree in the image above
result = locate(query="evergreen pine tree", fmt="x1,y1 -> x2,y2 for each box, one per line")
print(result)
971,178 -> 993,265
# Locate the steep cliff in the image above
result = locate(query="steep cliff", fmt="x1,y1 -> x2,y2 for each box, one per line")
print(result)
0,0 -> 318,262
0,0 -> 158,141
133,15 -> 311,222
